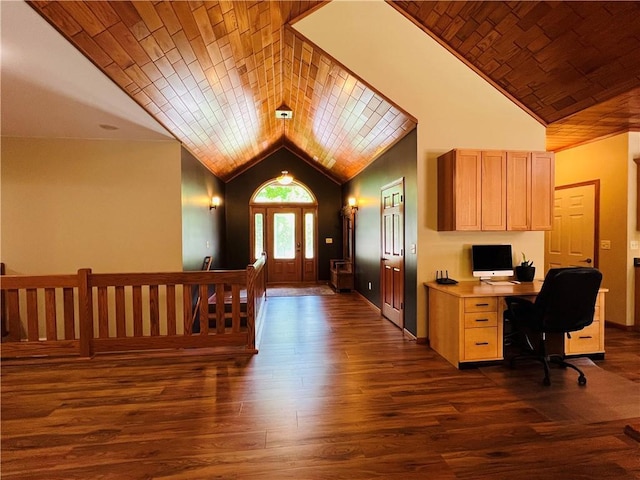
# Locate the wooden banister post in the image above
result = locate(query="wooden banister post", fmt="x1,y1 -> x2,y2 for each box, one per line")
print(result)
78,268 -> 94,358
0,263 -> 6,338
246,264 -> 256,350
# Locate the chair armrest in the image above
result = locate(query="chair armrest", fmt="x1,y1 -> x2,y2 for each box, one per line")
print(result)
504,296 -> 538,325
330,259 -> 349,266
504,296 -> 534,308
330,259 -> 352,272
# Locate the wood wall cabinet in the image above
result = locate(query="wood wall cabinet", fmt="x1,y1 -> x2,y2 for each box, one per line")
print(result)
438,149 -> 554,231
529,151 -> 555,230
437,150 -> 480,230
481,151 -> 507,231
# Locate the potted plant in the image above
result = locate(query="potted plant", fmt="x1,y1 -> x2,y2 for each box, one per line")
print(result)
515,252 -> 536,282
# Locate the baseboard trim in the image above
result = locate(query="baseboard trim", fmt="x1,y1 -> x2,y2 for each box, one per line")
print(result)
354,290 -> 381,314
605,321 -> 637,331
403,328 -> 417,341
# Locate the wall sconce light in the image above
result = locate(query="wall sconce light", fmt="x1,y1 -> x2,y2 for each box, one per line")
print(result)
277,170 -> 293,185
209,196 -> 221,210
348,197 -> 358,211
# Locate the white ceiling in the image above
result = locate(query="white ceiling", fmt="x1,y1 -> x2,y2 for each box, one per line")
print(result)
0,0 -> 173,141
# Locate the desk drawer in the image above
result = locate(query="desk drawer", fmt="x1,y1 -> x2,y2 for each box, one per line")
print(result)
464,312 -> 498,328
464,327 -> 498,360
464,297 -> 497,313
593,296 -> 602,321
566,322 -> 601,354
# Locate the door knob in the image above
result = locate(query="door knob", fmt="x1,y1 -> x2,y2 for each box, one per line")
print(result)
580,258 -> 593,264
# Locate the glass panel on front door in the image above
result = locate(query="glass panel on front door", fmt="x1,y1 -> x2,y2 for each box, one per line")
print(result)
254,213 -> 264,260
273,213 -> 296,259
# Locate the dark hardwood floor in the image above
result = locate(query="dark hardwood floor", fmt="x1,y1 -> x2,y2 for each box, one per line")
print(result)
2,293 -> 639,479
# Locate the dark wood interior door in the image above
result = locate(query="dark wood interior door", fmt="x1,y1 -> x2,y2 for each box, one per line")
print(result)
381,179 -> 404,328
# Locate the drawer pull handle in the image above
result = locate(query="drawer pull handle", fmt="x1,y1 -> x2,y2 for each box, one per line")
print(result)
475,318 -> 489,322
475,342 -> 490,346
476,303 -> 489,307
578,336 -> 593,339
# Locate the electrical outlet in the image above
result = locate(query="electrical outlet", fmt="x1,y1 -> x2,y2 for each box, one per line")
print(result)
631,240 -> 639,250
601,240 -> 611,250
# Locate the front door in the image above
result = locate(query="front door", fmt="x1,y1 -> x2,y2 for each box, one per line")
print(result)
262,206 -> 316,284
381,179 -> 404,328
546,182 -> 598,270
268,208 -> 300,283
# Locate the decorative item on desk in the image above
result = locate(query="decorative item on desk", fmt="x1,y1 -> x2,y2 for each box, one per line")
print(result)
515,252 -> 535,282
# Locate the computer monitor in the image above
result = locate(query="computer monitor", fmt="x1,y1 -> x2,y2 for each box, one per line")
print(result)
471,244 -> 514,280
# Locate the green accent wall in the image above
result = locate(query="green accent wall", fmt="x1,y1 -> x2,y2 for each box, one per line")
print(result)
225,148 -> 342,279
344,129 -> 418,334
181,147 -> 226,271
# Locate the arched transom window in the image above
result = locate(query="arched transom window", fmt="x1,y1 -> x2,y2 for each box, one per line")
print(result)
251,179 -> 316,204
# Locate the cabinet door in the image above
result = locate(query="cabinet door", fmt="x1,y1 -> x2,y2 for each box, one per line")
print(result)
481,151 -> 507,230
530,151 -> 555,230
506,151 -> 531,230
453,150 -> 482,230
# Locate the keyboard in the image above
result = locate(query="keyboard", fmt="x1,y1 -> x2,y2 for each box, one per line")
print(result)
485,281 -> 518,286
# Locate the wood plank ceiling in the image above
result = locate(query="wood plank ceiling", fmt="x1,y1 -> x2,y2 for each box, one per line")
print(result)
391,1 -> 640,151
28,1 -> 640,183
28,0 -> 416,183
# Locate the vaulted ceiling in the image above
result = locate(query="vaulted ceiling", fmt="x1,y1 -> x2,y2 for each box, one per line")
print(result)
26,1 -> 640,183
389,1 -> 640,152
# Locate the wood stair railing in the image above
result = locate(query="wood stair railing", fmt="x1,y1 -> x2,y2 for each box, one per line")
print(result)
0,255 -> 266,359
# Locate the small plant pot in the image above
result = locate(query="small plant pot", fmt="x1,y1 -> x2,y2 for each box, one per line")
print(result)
515,265 -> 536,282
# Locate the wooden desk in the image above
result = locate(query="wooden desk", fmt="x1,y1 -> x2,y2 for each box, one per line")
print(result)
424,280 -> 607,369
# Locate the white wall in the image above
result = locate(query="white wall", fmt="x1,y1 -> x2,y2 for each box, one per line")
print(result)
295,0 -> 546,337
1,137 -> 183,274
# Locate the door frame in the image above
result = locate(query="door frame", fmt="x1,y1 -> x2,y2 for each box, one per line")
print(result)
250,204 -> 318,284
547,180 -> 600,269
380,177 -> 405,329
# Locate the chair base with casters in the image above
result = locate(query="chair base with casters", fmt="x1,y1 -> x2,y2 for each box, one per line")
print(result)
504,267 -> 603,387
508,330 -> 588,386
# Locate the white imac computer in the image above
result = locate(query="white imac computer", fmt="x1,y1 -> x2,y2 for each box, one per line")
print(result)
471,244 -> 515,284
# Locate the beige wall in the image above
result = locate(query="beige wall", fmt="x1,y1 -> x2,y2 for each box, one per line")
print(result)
1,137 -> 183,275
555,133 -> 636,326
296,0 -> 546,337
629,133 -> 640,328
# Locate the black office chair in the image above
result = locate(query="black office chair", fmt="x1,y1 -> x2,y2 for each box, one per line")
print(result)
504,267 -> 603,386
